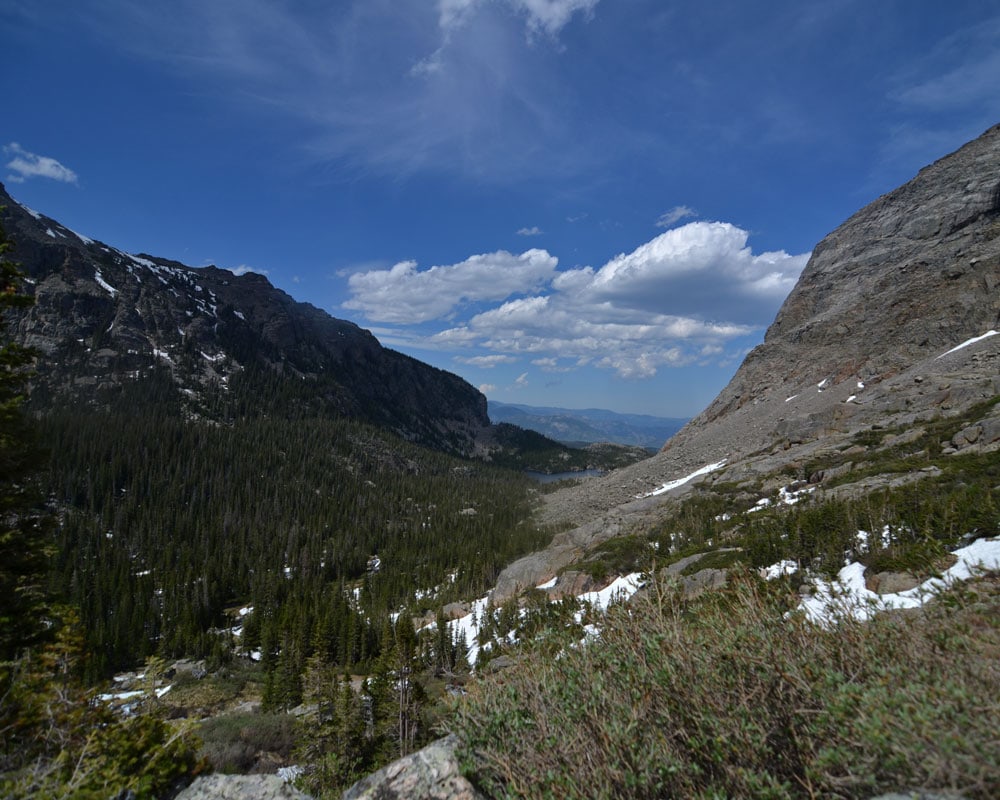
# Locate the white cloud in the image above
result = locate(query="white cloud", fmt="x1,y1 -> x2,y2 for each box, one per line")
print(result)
655,205 -> 696,228
343,249 -> 558,323
455,354 -> 518,367
514,371 -> 529,387
478,382 -> 497,393
517,225 -> 543,236
4,143 -> 78,184
230,264 -> 270,277
579,221 -> 809,325
350,221 -> 807,380
67,1 -> 605,183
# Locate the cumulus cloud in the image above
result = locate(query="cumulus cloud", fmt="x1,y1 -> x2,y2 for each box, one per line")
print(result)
478,382 -> 497,393
348,221 -> 808,379
343,249 -> 558,323
517,226 -> 543,236
4,143 -> 78,184
576,221 -> 809,325
655,205 -> 696,228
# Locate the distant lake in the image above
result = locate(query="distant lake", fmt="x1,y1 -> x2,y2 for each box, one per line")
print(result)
525,468 -> 604,484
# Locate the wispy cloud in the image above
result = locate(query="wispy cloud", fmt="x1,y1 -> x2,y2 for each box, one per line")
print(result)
517,225 -> 543,236
65,0 -> 602,182
435,0 -> 600,38
4,143 -> 78,184
655,205 -> 696,228
456,354 -> 518,367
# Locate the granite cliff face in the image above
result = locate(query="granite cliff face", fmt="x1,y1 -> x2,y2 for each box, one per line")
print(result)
689,121 -> 1000,439
493,123 -> 1000,598
0,185 -> 490,455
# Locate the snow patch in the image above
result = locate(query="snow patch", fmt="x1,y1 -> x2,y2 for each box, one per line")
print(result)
935,331 -> 997,360
638,460 -> 726,498
761,560 -> 798,580
17,201 -> 42,220
936,330 -> 998,359
94,270 -> 118,296
68,227 -> 94,245
799,537 -> 1000,626
577,573 -> 644,612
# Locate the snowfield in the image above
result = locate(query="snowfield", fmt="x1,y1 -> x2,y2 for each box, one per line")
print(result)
785,537 -> 1000,626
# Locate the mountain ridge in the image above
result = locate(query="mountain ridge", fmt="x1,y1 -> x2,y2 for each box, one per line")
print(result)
1,185 -> 493,456
487,400 -> 687,449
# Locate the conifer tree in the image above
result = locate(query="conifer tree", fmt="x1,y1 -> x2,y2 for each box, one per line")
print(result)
0,215 -> 52,661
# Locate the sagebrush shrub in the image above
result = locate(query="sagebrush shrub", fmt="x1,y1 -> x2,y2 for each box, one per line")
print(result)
453,572 -> 1000,799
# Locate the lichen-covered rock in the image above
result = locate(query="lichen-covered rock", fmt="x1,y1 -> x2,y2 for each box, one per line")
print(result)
341,735 -> 485,800
175,774 -> 312,800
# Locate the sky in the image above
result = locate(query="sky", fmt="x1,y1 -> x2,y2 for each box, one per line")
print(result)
4,1 -> 1000,417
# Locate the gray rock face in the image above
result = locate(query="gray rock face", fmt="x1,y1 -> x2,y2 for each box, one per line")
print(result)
175,774 -> 312,800
340,735 -> 484,800
673,122 -> 1000,458
528,124 -> 1000,533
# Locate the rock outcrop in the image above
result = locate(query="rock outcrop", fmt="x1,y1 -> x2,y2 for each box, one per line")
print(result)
175,774 -> 312,800
340,735 -> 484,800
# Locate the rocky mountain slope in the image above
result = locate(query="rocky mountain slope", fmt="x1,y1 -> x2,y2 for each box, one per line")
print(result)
1,185 -> 491,455
492,123 -> 1000,598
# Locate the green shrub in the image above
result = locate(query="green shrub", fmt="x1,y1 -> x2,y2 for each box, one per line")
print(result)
452,573 -> 1000,799
196,712 -> 297,773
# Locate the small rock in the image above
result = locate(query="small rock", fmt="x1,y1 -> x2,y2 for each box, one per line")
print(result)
866,571 -> 921,594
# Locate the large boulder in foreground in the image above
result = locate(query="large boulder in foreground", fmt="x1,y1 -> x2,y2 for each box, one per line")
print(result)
341,735 -> 484,800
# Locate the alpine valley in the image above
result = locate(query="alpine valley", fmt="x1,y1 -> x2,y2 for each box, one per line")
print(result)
3,125 -> 1000,800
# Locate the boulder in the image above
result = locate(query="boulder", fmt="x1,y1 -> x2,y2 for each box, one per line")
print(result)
866,571 -> 921,595
341,735 -> 484,800
175,774 -> 311,800
680,568 -> 728,599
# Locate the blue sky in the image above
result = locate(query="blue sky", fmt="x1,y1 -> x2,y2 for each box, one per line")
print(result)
5,1 -> 999,416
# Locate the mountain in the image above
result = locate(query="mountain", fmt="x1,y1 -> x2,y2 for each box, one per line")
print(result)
492,122 -> 1000,598
487,401 -> 687,450
0,185 -> 489,456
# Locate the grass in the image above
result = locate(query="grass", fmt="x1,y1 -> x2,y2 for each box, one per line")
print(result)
452,572 -> 1000,799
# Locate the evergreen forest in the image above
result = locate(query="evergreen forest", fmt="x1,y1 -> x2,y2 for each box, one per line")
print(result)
37,374 -> 549,682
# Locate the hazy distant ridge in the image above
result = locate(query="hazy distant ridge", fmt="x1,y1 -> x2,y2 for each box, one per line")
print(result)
488,401 -> 687,450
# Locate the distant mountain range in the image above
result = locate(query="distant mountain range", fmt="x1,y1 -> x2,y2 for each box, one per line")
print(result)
488,401 -> 687,450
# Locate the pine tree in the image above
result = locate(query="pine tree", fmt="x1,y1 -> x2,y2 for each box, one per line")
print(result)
0,215 -> 52,661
